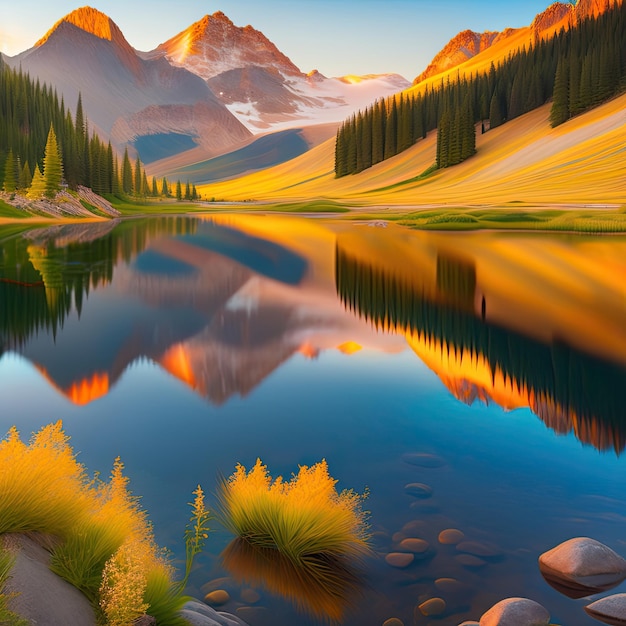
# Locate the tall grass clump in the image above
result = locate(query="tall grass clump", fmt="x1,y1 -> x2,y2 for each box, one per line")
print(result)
0,422 -> 206,625
218,459 -> 370,564
50,457 -> 158,602
218,459 -> 370,621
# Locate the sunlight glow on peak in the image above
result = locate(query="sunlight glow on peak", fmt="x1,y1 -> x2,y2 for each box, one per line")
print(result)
171,31 -> 193,63
36,7 -> 114,46
337,341 -> 362,355
298,342 -> 320,359
35,366 -> 110,405
160,344 -> 197,388
66,373 -> 110,405
340,74 -> 363,84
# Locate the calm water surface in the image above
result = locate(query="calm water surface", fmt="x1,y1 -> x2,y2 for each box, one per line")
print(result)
1,215 -> 625,626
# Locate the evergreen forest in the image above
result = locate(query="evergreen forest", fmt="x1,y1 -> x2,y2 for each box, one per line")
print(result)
335,1 -> 626,177
0,57 -> 198,201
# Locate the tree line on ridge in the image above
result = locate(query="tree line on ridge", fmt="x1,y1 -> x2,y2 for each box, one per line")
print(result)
335,1 -> 625,177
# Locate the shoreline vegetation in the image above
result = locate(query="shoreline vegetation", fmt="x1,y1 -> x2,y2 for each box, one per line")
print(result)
1,194 -> 626,235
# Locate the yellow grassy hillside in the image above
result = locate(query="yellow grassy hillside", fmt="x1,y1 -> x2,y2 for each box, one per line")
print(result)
199,92 -> 626,207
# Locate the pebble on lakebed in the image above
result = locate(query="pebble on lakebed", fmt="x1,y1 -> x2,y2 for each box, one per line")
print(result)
385,552 -> 414,568
402,452 -> 447,468
439,528 -> 465,545
418,597 -> 446,616
204,590 -> 230,606
398,537 -> 429,553
404,482 -> 433,498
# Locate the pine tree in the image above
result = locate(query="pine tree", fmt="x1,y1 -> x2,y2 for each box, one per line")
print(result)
550,57 -> 570,127
384,98 -> 398,159
28,165 -> 46,199
371,100 -> 385,165
151,177 -> 158,197
489,92 -> 503,129
3,149 -> 17,192
21,161 -> 32,190
161,177 -> 169,197
121,148 -> 133,194
176,180 -> 182,201
184,180 -> 191,200
134,156 -> 143,196
436,110 -> 451,169
42,125 -> 63,198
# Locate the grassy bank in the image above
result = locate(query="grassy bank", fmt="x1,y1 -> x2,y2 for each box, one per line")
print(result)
0,422 -> 197,625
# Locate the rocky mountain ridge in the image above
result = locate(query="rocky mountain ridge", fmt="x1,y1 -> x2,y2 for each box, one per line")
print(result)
413,0 -> 621,85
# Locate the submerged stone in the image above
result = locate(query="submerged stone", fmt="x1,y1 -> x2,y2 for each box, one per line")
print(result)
456,554 -> 487,568
382,619 -> 405,626
385,552 -> 414,568
456,541 -> 502,557
398,538 -> 430,553
418,597 -> 446,616
402,452 -> 447,468
204,590 -> 230,606
240,588 -> 261,604
439,528 -> 465,545
479,597 -> 550,626
404,482 -> 433,498
435,577 -> 472,596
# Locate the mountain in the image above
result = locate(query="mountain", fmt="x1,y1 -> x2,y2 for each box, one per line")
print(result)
148,11 -> 302,80
413,0 -> 620,86
7,7 -> 251,158
147,11 -> 409,133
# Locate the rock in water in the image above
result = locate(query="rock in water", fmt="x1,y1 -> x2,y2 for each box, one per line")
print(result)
439,528 -> 465,545
539,537 -> 626,598
456,541 -> 502,558
398,538 -> 430,554
479,597 -> 550,625
181,600 -> 249,626
584,593 -> 626,626
402,452 -> 446,468
418,597 -> 446,616
404,482 -> 434,498
385,552 -> 415,568
204,590 -> 230,606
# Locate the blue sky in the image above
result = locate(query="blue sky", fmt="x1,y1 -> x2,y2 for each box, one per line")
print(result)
0,0 -> 556,79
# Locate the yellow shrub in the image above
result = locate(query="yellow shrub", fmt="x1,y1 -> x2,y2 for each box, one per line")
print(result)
219,459 -> 370,622
219,459 -> 370,562
0,422 -> 92,537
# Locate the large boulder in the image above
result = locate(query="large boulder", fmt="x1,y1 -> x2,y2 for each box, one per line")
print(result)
2,533 -> 96,626
479,597 -> 550,626
539,537 -> 626,598
584,593 -> 626,626
181,599 -> 249,626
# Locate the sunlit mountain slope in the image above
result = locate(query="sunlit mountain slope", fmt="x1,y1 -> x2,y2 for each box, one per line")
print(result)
198,92 -> 626,206
411,0 -> 621,91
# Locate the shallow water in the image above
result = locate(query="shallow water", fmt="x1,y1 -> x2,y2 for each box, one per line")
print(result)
1,215 -> 625,626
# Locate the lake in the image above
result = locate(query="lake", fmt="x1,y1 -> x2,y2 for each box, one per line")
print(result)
1,214 -> 625,626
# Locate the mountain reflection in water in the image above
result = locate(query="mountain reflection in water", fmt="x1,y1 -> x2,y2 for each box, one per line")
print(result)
336,228 -> 626,454
1,217 -> 625,454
